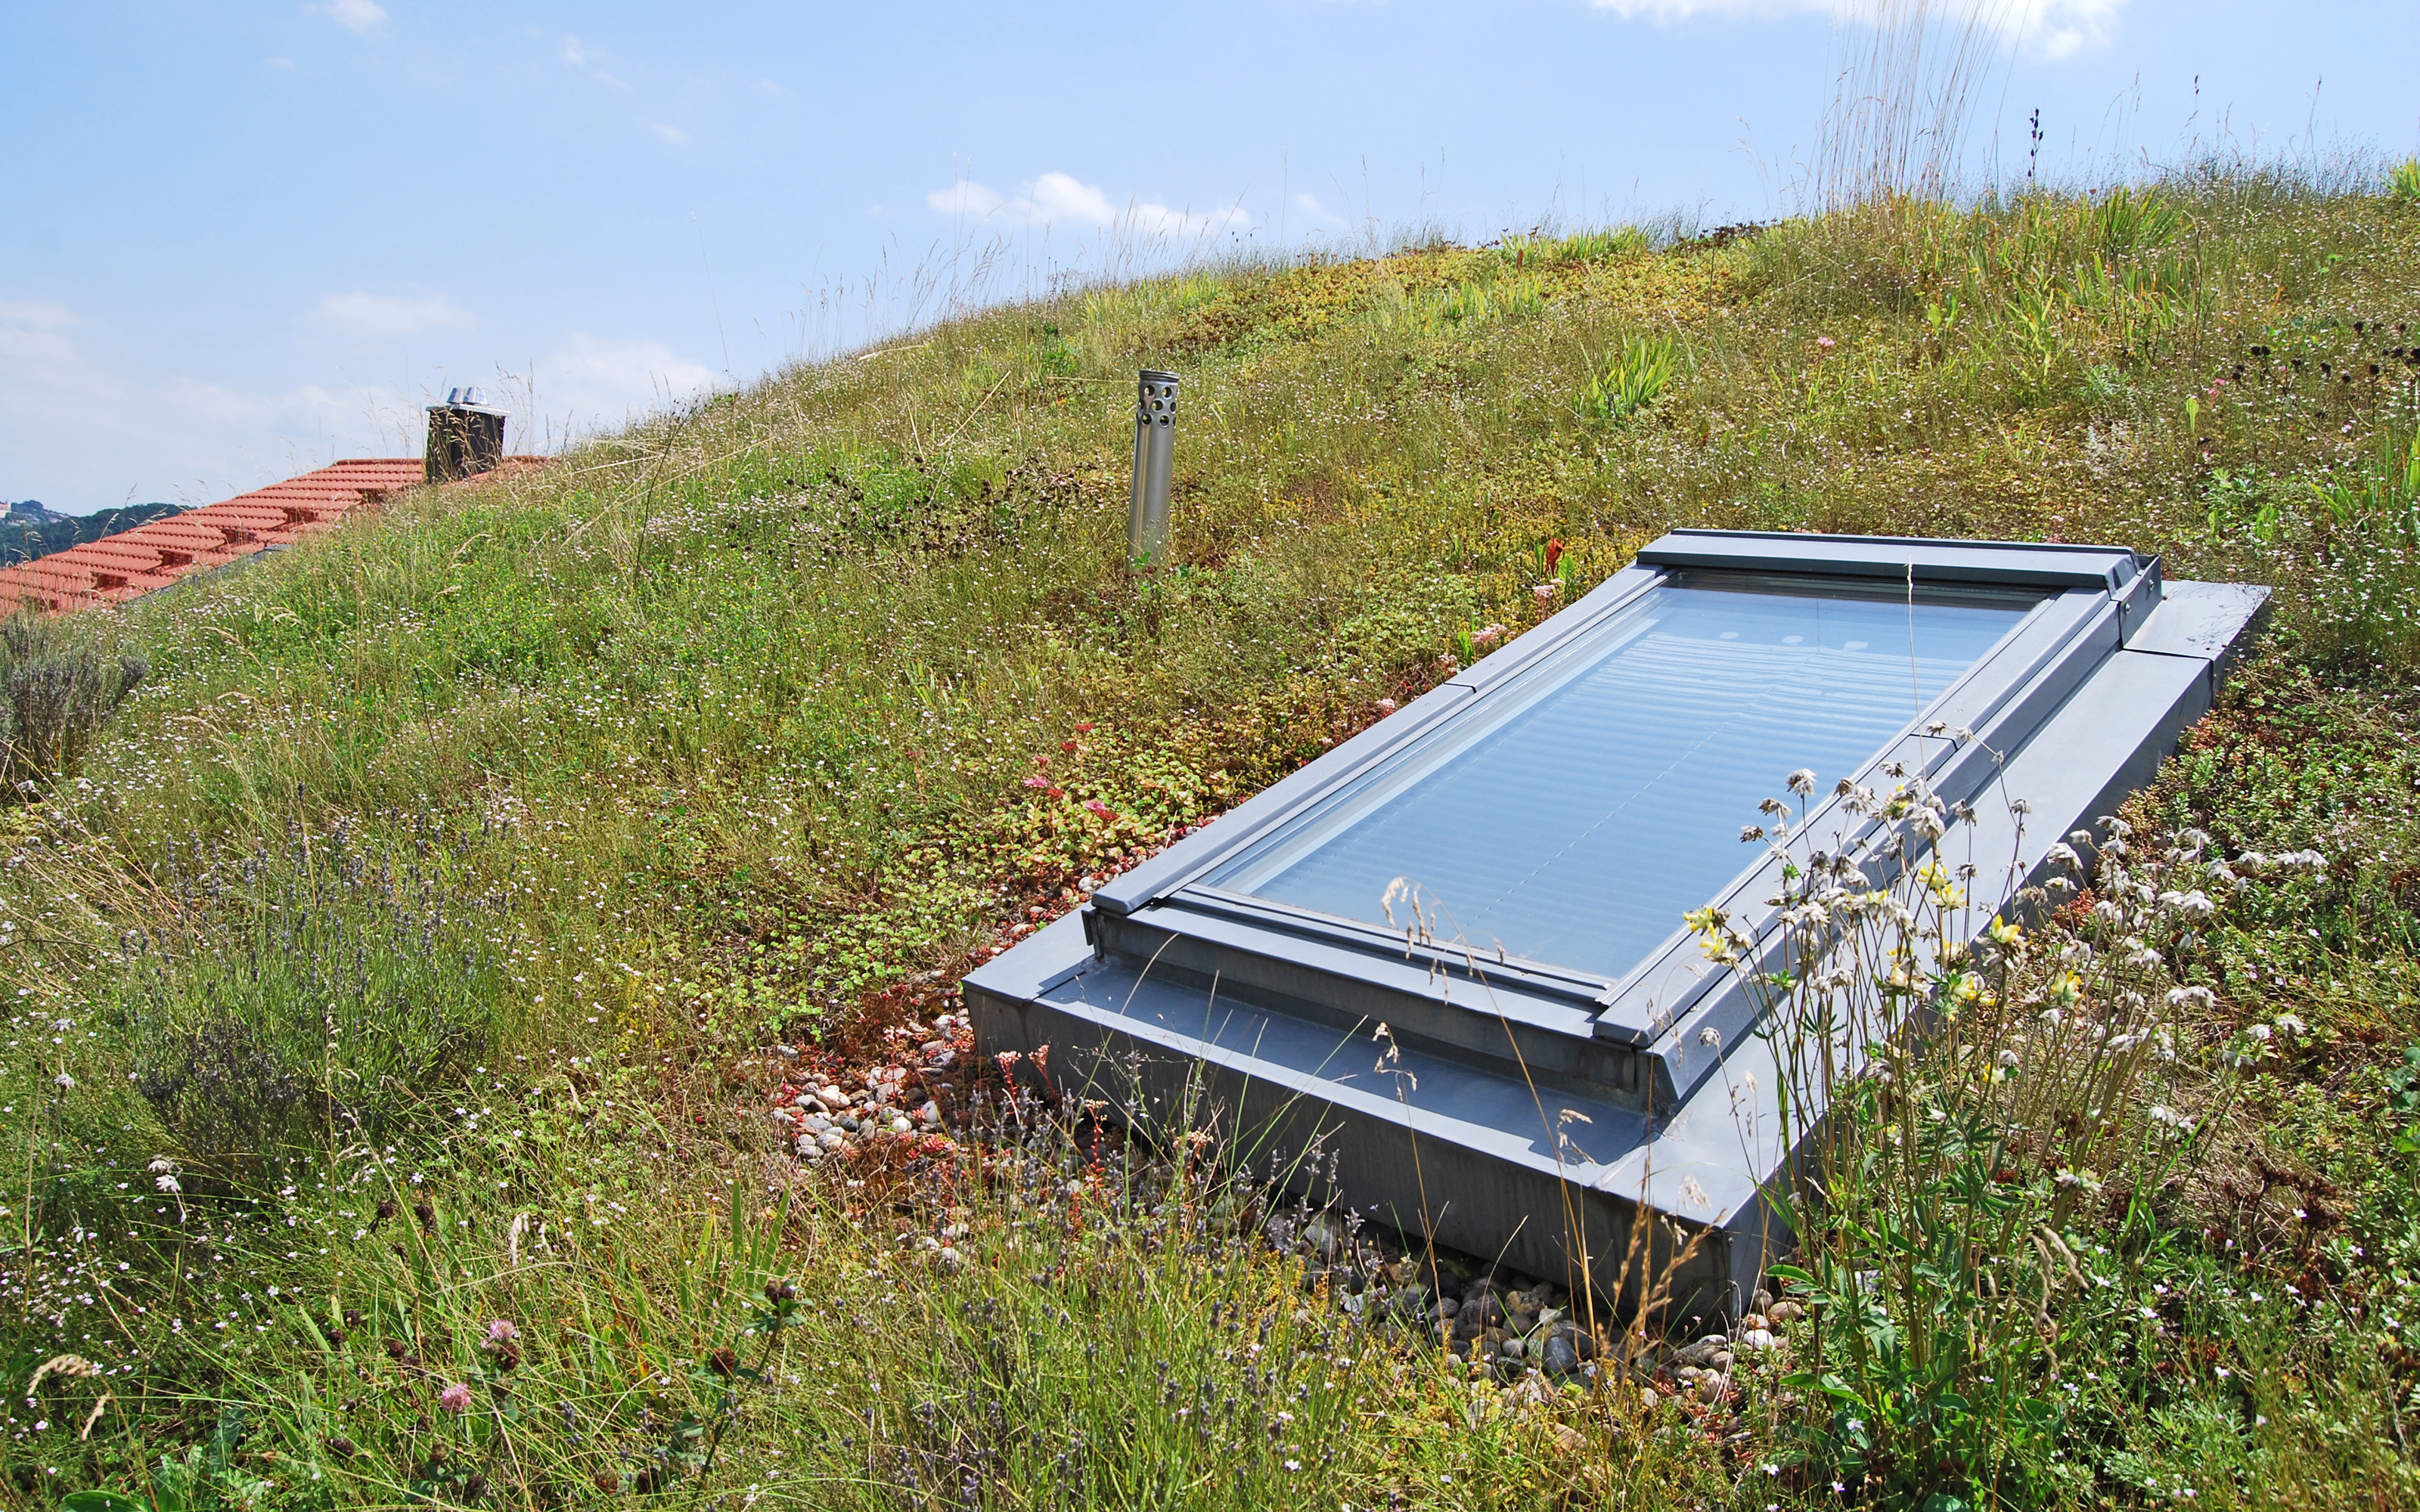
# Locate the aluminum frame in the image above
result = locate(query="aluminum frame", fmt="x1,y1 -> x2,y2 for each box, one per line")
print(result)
966,530 -> 2267,1318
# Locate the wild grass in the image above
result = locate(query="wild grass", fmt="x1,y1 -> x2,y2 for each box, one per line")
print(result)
5,162 -> 2420,1508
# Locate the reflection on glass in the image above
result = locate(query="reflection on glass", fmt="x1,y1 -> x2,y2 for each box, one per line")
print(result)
1208,582 -> 2034,981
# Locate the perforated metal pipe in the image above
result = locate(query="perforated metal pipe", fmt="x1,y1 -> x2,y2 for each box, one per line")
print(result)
1127,370 -> 1179,565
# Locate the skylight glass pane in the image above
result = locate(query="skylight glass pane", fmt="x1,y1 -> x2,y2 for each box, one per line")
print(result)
1206,581 -> 2035,981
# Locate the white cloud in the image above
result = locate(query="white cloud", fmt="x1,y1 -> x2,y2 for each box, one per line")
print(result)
0,302 -> 76,333
559,34 -> 628,87
163,379 -> 361,429
0,303 -> 95,388
1292,192 -> 1351,230
267,56 -> 298,70
648,122 -> 690,144
926,171 -> 1249,238
1589,0 -> 2123,58
315,290 -> 474,339
539,333 -> 716,431
0,304 -> 425,507
928,179 -> 1004,218
304,0 -> 388,36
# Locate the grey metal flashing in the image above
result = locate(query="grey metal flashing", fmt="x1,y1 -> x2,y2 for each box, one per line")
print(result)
1089,893 -> 1641,1102
966,531 -> 2266,1316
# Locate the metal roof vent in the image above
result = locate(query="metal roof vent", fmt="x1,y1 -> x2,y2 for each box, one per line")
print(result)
1127,370 -> 1178,566
426,387 -> 508,484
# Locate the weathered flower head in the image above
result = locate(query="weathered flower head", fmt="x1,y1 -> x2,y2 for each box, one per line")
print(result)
439,1383 -> 473,1414
1786,768 -> 1817,798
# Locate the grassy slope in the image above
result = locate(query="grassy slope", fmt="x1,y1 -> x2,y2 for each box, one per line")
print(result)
6,176 -> 2420,1508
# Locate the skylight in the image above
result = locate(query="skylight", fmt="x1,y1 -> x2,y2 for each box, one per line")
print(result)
1205,576 -> 2036,981
966,530 -> 2267,1320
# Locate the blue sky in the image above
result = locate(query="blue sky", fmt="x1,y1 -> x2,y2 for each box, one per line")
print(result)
4,1 -> 2414,511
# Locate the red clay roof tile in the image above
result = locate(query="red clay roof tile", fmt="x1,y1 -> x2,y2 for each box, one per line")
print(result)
0,456 -> 542,612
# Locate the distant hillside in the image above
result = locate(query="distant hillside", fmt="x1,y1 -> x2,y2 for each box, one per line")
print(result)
0,497 -> 187,565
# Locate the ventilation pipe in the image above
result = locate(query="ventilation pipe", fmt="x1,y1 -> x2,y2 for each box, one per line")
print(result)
1126,370 -> 1178,566
425,387 -> 508,484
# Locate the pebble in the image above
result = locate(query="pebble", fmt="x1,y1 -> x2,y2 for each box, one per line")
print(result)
1695,1372 -> 1727,1404
1672,1335 -> 1728,1368
1739,1329 -> 1775,1352
1640,1387 -> 1663,1411
1768,1300 -> 1804,1325
1541,1334 -> 1581,1374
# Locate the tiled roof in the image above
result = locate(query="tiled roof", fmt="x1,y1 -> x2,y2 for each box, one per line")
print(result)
0,457 -> 545,612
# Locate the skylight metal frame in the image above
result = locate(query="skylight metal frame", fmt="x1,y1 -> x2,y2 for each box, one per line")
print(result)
1081,538 -> 2149,1108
